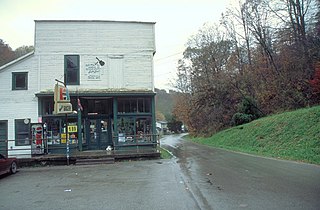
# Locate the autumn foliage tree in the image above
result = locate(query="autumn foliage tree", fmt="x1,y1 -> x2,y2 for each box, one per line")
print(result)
173,0 -> 320,136
309,63 -> 320,101
0,39 -> 34,67
0,39 -> 15,66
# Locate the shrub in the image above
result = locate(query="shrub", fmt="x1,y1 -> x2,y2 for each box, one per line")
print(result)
231,112 -> 254,126
238,97 -> 263,120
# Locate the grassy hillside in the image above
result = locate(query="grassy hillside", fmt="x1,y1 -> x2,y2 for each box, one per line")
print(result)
190,106 -> 320,164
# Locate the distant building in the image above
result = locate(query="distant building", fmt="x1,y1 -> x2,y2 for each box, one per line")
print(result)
0,20 -> 157,158
156,121 -> 168,134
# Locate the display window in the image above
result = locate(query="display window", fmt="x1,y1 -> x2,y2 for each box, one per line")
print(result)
43,118 -> 78,145
117,116 -> 152,144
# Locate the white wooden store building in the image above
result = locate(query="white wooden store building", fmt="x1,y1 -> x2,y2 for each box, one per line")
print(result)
0,20 -> 157,158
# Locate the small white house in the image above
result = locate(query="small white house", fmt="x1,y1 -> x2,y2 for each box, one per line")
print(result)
156,121 -> 168,134
0,20 -> 157,158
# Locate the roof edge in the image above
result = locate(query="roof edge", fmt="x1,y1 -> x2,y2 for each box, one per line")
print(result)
0,51 -> 35,71
34,20 -> 156,24
35,89 -> 156,97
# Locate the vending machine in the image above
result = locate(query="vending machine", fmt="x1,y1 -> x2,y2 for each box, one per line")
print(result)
31,123 -> 44,155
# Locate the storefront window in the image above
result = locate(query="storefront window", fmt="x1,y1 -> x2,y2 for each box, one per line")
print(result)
43,118 -> 78,145
136,117 -> 152,143
117,117 -> 152,144
117,117 -> 135,143
86,99 -> 112,114
118,98 -> 151,113
45,118 -> 61,145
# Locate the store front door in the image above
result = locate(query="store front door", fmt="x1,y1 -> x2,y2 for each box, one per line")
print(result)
85,116 -> 112,150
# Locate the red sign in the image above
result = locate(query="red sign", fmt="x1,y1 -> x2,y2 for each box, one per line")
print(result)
54,84 -> 70,103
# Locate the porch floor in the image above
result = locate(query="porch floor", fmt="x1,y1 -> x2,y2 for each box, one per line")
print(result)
18,149 -> 161,167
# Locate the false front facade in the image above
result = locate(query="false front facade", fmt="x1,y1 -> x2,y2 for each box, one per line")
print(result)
0,20 -> 157,158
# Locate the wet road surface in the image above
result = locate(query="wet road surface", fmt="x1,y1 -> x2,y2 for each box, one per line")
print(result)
0,159 -> 197,210
161,134 -> 320,210
1,134 -> 319,210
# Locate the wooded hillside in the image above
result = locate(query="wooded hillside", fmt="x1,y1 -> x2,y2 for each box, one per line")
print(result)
173,0 -> 320,136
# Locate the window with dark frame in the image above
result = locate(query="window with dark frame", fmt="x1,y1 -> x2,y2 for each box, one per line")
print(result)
15,119 -> 30,146
40,97 -> 54,115
64,55 -> 80,85
12,72 -> 28,90
0,121 -> 8,140
117,116 -> 153,144
0,120 -> 8,157
118,98 -> 152,113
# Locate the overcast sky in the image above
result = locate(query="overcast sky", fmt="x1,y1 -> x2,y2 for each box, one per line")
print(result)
0,0 -> 233,89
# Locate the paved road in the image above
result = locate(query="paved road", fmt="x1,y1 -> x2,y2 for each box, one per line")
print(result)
0,159 -> 197,210
161,134 -> 320,210
1,134 -> 319,210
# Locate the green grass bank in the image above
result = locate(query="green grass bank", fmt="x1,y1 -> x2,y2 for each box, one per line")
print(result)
189,105 -> 320,165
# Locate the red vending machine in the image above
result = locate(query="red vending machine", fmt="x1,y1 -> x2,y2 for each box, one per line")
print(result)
31,123 -> 44,155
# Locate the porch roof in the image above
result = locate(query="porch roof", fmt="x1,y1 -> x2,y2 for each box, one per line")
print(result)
35,88 -> 156,97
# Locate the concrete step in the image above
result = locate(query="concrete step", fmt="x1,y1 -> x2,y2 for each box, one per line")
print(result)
76,157 -> 115,165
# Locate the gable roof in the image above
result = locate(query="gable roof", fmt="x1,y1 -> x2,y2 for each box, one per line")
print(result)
0,51 -> 34,72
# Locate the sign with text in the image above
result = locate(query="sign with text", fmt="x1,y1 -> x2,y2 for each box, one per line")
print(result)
61,133 -> 69,144
85,63 -> 101,80
54,83 -> 70,103
68,125 -> 77,133
53,83 -> 73,114
56,103 -> 73,114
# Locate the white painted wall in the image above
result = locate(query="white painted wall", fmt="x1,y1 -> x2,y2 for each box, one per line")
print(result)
35,20 -> 156,91
35,21 -> 155,55
0,20 -> 156,158
0,54 -> 38,157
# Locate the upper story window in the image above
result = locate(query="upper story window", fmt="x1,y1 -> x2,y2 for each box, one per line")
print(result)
64,55 -> 80,85
12,72 -> 28,90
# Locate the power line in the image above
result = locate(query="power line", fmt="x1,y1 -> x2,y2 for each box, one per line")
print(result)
154,51 -> 184,62
155,71 -> 174,77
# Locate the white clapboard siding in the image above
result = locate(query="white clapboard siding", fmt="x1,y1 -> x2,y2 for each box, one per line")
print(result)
124,54 -> 153,89
35,21 -> 155,55
0,20 -> 156,157
0,54 -> 39,158
0,55 -> 39,122
34,20 -> 155,91
109,56 -> 124,88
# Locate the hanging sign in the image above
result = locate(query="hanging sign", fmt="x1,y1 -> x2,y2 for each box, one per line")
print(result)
54,83 -> 70,103
53,83 -> 73,114
56,103 -> 73,114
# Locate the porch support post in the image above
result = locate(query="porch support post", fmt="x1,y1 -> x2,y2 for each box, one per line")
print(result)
151,96 -> 157,143
77,107 -> 82,151
113,97 -> 118,147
